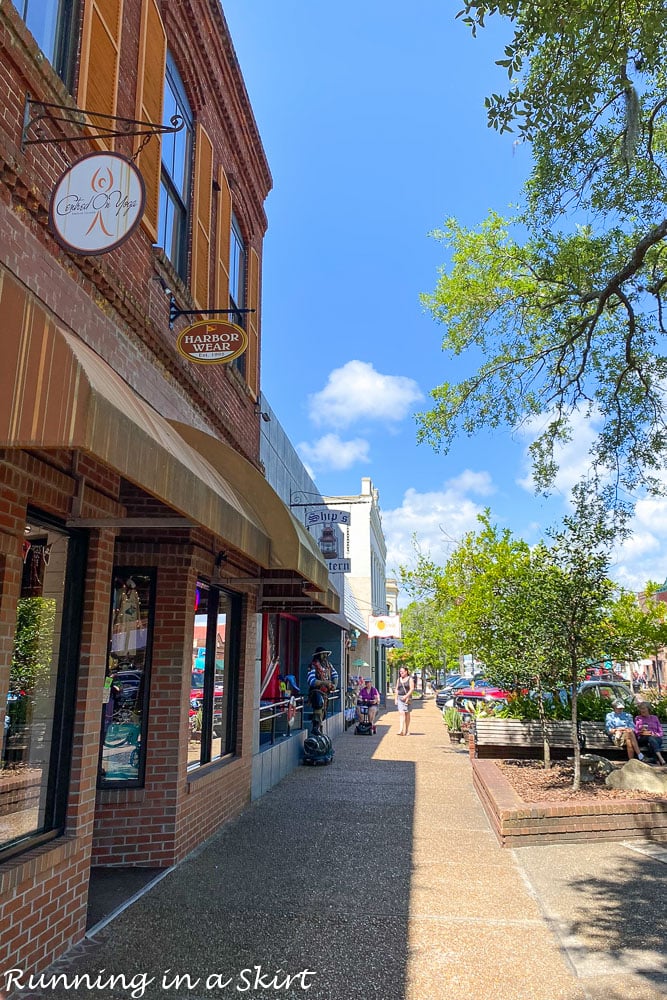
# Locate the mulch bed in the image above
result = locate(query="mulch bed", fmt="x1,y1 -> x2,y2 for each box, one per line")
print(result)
496,758 -> 667,803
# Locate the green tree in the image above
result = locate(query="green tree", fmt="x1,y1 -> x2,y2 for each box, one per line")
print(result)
437,510 -> 573,766
612,582 -> 667,692
419,2 -> 667,495
536,487 -> 625,788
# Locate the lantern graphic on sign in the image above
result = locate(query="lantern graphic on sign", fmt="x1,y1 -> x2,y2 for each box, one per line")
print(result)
318,525 -> 338,560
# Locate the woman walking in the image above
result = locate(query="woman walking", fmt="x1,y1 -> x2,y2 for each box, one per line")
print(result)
395,666 -> 415,735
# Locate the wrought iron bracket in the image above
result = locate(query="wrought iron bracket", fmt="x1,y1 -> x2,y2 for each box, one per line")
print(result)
22,95 -> 184,152
169,295 -> 255,329
290,490 -> 366,507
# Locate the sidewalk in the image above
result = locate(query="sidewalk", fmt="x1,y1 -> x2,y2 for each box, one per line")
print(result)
15,699 -> 666,1000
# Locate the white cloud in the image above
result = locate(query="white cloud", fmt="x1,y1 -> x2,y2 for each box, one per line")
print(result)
611,493 -> 667,591
381,470 -> 496,578
308,360 -> 423,428
297,434 -> 370,471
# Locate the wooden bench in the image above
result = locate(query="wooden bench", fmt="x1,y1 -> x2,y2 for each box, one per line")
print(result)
473,719 -> 575,759
579,720 -> 667,756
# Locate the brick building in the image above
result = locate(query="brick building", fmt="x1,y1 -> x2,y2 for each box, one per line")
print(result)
0,0 -> 337,979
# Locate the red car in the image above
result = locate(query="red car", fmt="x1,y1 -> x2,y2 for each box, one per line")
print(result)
451,688 -> 509,719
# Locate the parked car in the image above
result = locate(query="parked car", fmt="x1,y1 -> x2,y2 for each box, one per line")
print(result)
540,679 -> 636,713
435,675 -> 492,708
577,679 -> 635,703
190,668 -> 225,736
448,689 -> 509,730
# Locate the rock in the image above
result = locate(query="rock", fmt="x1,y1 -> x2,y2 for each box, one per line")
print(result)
605,759 -> 667,793
579,754 -> 615,781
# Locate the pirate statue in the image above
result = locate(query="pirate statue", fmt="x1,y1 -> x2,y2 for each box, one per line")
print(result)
303,646 -> 338,765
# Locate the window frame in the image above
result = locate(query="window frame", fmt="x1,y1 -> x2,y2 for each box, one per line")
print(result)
158,52 -> 193,279
97,567 -> 156,789
188,583 -> 241,771
18,0 -> 79,88
0,509 -> 86,863
229,214 -> 247,379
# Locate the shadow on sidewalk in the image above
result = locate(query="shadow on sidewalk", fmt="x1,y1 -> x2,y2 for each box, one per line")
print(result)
23,733 -> 417,1000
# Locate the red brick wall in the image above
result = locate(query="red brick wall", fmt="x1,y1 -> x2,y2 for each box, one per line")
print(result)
0,453 -> 120,978
92,539 -> 258,866
0,0 -> 272,980
0,0 -> 269,465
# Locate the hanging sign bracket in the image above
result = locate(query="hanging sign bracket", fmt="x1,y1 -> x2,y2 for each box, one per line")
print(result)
22,95 -> 184,152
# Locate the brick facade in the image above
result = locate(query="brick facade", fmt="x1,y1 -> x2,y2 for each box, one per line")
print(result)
0,0 -> 277,981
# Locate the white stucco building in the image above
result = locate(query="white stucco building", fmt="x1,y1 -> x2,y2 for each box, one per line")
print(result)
323,478 -> 388,695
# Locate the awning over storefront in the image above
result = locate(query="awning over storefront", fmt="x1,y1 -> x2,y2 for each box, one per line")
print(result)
0,269 -> 338,613
0,270 -> 270,564
170,421 -> 339,613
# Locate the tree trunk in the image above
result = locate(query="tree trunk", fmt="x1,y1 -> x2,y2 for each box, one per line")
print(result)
535,674 -> 552,770
570,659 -> 581,791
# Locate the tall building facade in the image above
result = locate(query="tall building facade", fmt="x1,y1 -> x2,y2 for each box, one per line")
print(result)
0,0 -> 336,977
323,478 -> 388,694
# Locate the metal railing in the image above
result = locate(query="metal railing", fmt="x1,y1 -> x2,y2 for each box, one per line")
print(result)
258,695 -> 304,747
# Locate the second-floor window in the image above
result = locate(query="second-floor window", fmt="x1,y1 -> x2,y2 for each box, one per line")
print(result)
229,215 -> 246,321
158,53 -> 193,279
229,215 -> 247,377
17,0 -> 78,87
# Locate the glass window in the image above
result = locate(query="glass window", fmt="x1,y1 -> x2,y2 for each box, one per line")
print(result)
17,0 -> 78,86
229,215 -> 246,378
98,571 -> 155,786
157,53 -> 193,278
1,516 -> 83,859
188,583 -> 239,770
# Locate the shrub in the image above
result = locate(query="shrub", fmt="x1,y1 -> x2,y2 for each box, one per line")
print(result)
442,706 -> 462,731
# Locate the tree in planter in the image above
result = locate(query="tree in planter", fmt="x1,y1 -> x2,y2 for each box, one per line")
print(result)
436,511 -> 573,768
398,544 -> 462,685
535,486 -> 629,789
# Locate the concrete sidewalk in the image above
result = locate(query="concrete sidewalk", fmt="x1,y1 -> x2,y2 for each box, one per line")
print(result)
17,699 -> 667,1000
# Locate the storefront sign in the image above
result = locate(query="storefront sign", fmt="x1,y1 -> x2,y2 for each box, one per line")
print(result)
327,559 -> 351,573
49,152 -> 145,254
368,614 -> 402,638
176,320 -> 248,364
306,508 -> 351,526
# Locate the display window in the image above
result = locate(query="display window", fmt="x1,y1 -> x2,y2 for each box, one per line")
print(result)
187,583 -> 240,770
258,614 -> 301,747
98,570 -> 155,786
1,513 -> 84,859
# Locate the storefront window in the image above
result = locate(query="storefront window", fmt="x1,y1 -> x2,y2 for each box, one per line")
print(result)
259,614 -> 301,747
1,516 -> 82,858
188,583 -> 239,770
98,570 -> 155,786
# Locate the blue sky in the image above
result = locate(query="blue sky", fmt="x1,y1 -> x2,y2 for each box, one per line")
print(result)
222,0 -> 667,594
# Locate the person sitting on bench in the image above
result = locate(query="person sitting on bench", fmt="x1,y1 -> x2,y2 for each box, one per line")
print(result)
605,699 -> 644,761
357,679 -> 380,733
634,701 -> 665,765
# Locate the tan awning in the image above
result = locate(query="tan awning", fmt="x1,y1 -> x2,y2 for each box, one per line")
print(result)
0,270 -> 270,565
169,421 -> 340,613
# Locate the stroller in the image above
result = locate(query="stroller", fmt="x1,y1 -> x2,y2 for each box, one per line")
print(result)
355,701 -> 376,736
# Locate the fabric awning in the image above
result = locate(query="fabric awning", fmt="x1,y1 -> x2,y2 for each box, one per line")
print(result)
169,421 -> 339,613
0,271 -> 270,565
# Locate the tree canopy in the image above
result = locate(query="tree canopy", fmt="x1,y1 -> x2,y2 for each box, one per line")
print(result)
419,1 -> 667,495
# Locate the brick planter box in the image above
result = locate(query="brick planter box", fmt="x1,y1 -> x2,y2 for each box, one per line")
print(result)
472,758 -> 667,848
0,769 -> 42,816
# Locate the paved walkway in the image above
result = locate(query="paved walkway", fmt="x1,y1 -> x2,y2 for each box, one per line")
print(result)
25,699 -> 667,1000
